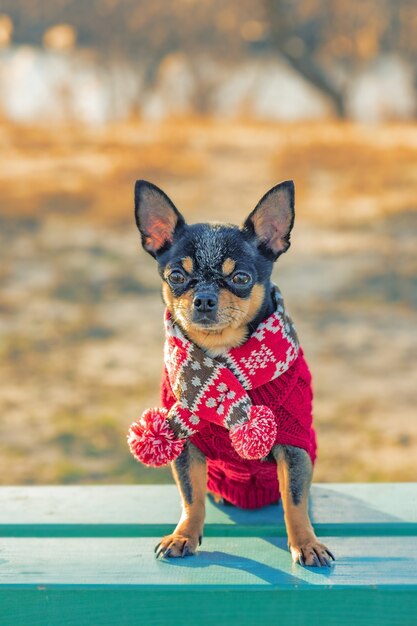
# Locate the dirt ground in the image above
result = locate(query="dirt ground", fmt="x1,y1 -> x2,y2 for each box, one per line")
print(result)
0,118 -> 416,485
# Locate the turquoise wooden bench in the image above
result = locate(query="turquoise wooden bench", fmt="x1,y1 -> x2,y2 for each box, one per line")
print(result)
1,483 -> 417,626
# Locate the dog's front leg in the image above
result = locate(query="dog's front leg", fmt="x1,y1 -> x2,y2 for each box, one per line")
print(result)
272,444 -> 335,567
155,442 -> 207,558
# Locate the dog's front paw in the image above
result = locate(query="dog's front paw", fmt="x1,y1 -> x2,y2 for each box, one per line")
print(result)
289,538 -> 335,567
155,533 -> 202,559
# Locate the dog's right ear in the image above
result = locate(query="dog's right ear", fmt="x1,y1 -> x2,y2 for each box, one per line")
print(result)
134,180 -> 185,257
242,181 -> 295,261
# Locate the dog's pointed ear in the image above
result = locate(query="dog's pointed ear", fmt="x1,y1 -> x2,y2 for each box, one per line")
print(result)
242,181 -> 295,260
134,180 -> 185,257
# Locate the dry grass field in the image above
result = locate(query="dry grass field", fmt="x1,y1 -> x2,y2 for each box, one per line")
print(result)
0,118 -> 416,486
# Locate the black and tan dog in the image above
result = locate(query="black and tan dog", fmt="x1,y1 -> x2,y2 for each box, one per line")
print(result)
134,179 -> 334,567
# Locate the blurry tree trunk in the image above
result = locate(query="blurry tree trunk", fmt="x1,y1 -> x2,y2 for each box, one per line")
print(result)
265,0 -> 347,117
278,48 -> 346,117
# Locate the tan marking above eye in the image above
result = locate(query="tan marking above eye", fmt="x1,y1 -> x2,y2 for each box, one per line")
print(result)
222,258 -> 235,275
181,256 -> 194,274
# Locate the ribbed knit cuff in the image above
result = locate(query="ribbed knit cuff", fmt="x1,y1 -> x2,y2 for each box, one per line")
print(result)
207,475 -> 280,510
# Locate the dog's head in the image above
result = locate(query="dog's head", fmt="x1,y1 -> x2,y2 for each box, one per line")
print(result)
134,180 -> 295,353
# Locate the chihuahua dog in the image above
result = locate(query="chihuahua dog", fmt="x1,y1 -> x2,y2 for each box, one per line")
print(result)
134,179 -> 334,567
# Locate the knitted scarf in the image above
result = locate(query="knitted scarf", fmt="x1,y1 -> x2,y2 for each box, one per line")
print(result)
128,286 -> 299,467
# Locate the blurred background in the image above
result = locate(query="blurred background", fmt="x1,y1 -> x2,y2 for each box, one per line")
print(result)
0,0 -> 416,486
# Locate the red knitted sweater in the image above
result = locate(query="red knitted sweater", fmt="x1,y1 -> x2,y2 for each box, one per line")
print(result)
161,347 -> 316,509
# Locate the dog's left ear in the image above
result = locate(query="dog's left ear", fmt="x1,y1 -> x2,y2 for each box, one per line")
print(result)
243,181 -> 295,260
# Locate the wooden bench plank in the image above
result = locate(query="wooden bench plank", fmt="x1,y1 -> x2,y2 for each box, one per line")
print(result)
1,484 -> 417,626
1,537 -> 417,626
1,587 -> 416,626
1,536 -> 417,587
1,484 -> 416,537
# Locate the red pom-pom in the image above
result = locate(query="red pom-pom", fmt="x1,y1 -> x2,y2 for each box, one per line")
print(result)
127,407 -> 185,467
229,405 -> 277,460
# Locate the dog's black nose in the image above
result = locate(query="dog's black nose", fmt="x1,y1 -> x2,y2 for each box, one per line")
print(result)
193,292 -> 217,312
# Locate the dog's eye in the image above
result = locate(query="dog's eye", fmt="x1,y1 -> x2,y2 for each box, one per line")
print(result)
231,272 -> 251,285
168,271 -> 186,285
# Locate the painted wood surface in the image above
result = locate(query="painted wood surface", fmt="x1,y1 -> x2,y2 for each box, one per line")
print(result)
2,588 -> 416,626
1,537 -> 417,626
1,485 -> 417,626
1,536 -> 417,587
1,483 -> 416,537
